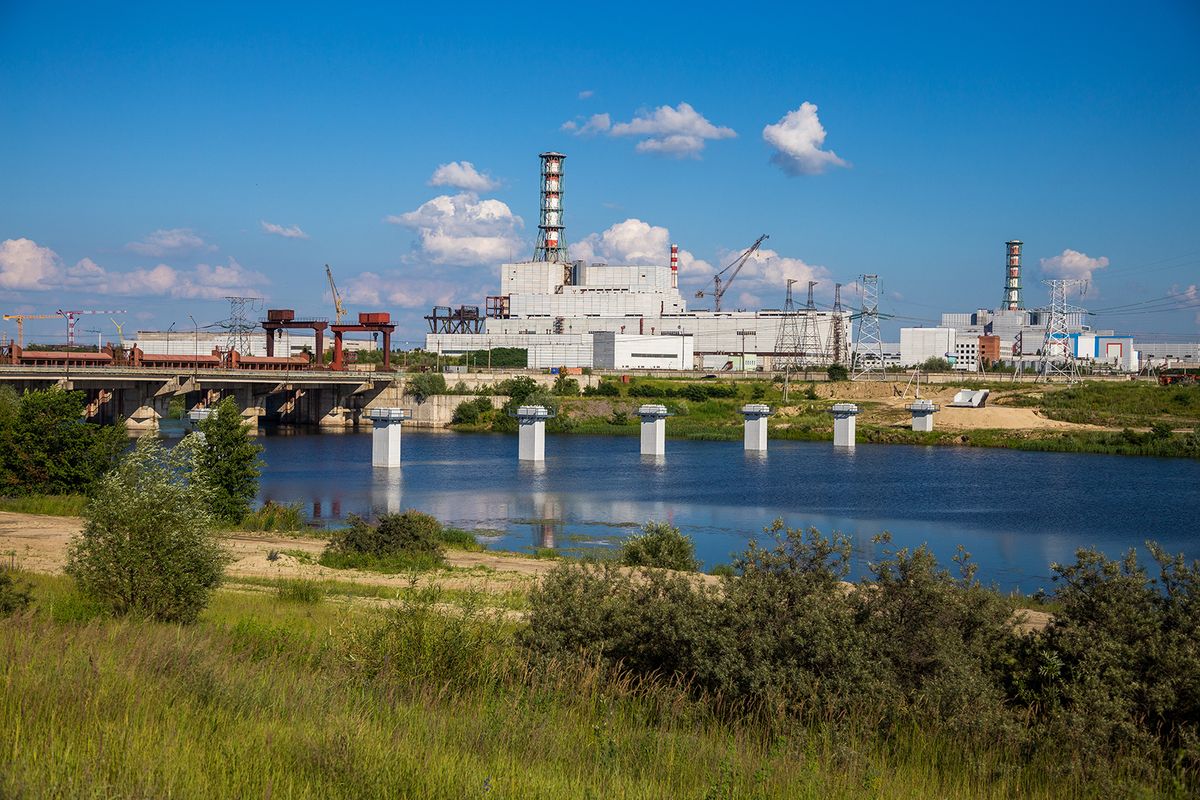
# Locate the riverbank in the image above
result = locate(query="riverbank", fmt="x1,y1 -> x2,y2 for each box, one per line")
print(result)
444,378 -> 1200,458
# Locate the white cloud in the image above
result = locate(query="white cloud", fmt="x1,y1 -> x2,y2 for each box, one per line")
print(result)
762,102 -> 848,176
428,161 -> 499,192
565,102 -> 735,158
578,89 -> 594,99
0,238 -> 63,290
125,228 -> 211,257
1040,248 -> 1109,286
568,218 -> 714,275
386,192 -> 524,266
340,271 -> 466,309
732,246 -> 832,297
69,256 -> 268,300
260,221 -> 309,239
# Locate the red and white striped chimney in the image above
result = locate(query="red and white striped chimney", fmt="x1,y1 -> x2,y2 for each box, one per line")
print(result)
670,243 -> 679,290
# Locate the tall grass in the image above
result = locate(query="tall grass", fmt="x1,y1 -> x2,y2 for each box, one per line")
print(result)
239,501 -> 306,532
0,494 -> 88,516
1,574 -> 1150,799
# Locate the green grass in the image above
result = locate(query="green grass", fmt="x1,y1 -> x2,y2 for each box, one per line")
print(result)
318,550 -> 443,573
227,574 -> 531,612
440,527 -> 484,551
0,494 -> 88,516
3,572 -> 1164,799
240,501 -> 306,532
1007,381 -> 1200,428
275,578 -> 324,603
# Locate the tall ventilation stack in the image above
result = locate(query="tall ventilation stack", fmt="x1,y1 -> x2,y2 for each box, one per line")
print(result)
534,152 -> 570,264
670,244 -> 679,289
1003,240 -> 1024,311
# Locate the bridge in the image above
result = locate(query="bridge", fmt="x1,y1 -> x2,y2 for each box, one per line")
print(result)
0,365 -> 400,431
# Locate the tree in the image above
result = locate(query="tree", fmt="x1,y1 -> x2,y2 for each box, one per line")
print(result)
0,386 -> 126,496
620,521 -> 700,571
552,373 -> 580,396
826,363 -> 849,382
407,372 -> 447,401
196,397 -> 263,524
65,435 -> 228,623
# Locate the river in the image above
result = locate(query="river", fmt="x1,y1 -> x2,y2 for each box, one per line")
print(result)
252,428 -> 1200,593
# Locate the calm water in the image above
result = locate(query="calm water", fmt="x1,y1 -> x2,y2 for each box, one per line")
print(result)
255,429 -> 1200,593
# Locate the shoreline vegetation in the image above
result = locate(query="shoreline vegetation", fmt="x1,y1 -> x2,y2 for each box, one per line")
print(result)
446,376 -> 1200,458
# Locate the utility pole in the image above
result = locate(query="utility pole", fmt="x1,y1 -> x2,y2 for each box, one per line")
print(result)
796,280 -> 824,377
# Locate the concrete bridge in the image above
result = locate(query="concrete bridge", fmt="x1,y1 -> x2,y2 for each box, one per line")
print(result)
0,365 -> 397,432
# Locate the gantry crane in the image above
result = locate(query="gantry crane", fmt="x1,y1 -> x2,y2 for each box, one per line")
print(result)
2,313 -> 58,348
695,234 -> 769,312
325,264 -> 347,324
58,309 -> 127,346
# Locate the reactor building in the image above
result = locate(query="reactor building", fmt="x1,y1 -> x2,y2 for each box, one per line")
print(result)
424,152 -> 853,370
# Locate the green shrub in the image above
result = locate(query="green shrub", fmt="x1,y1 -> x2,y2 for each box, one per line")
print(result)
619,521 -> 700,571
322,510 -> 445,571
65,435 -> 229,624
709,564 -> 736,578
827,363 -> 849,382
0,569 -> 32,616
803,384 -> 819,400
440,527 -> 482,551
494,376 -> 539,404
451,396 -> 493,425
552,373 -> 580,396
584,381 -> 621,397
276,578 -> 324,603
406,372 -> 447,401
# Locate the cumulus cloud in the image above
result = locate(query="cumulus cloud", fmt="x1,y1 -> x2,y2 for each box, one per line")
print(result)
260,221 -> 309,239
428,161 -> 499,192
731,246 -> 832,301
569,218 -> 713,276
1,237 -> 266,299
1040,248 -> 1110,286
125,227 -> 211,257
386,192 -> 524,266
0,238 -> 63,290
762,102 -> 848,176
340,271 -> 467,309
564,102 -> 735,158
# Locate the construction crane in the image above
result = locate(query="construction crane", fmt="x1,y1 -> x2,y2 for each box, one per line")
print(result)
110,317 -> 126,345
325,264 -> 347,324
695,234 -> 769,312
58,309 -> 126,346
2,313 -> 59,348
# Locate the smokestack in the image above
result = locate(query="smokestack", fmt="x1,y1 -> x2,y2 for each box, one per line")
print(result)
1003,240 -> 1023,311
534,152 -> 568,262
670,243 -> 679,289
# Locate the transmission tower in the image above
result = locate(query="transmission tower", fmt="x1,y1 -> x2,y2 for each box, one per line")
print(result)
774,279 -> 803,370
851,274 -> 887,380
1036,279 -> 1086,383
796,280 -> 826,369
221,295 -> 262,355
831,282 -> 847,365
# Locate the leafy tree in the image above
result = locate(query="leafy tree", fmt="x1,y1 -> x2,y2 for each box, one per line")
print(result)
0,387 -> 126,496
196,397 -> 262,525
552,373 -> 580,396
65,435 -> 228,623
620,521 -> 700,571
920,356 -> 952,372
406,372 -> 447,401
826,363 -> 849,382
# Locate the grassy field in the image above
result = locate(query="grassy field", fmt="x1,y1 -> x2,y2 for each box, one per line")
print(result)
1006,381 -> 1200,428
1,570 -> 1170,799
0,494 -> 88,516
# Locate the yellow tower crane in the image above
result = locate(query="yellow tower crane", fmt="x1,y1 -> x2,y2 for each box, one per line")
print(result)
325,264 -> 347,324
2,313 -> 59,348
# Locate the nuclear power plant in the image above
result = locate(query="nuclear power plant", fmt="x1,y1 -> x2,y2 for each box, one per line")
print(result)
424,152 -> 854,370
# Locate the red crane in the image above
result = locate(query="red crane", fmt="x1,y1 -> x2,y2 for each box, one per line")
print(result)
58,309 -> 126,346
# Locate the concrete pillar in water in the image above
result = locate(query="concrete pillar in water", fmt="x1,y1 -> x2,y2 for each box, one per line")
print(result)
906,399 -> 938,432
637,404 -> 669,456
828,403 -> 861,448
516,405 -> 551,462
364,408 -> 412,468
185,407 -> 212,441
741,403 -> 772,451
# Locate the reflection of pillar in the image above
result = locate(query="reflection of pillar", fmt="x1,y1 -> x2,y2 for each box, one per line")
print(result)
637,404 -> 668,456
365,408 -> 412,468
829,403 -> 860,447
516,405 -> 550,461
741,403 -> 772,451
907,399 -> 937,432
313,500 -> 322,519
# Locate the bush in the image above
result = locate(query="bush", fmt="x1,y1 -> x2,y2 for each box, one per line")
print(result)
827,363 -> 849,382
65,435 -> 228,624
451,396 -> 493,425
619,521 -> 700,571
322,511 -> 446,571
920,357 -> 952,372
0,569 -> 32,616
197,397 -> 263,525
241,501 -> 305,531
583,381 -> 621,397
803,384 -> 819,400
440,527 -> 483,551
552,373 -> 580,396
406,372 -> 447,401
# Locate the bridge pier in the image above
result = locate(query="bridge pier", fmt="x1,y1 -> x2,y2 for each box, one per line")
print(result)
741,403 -> 772,451
637,404 -> 669,456
829,403 -> 861,448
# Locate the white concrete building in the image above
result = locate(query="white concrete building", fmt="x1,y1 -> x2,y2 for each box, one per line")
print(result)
132,330 -> 377,357
900,327 -> 955,367
953,335 -> 980,372
592,332 -> 694,371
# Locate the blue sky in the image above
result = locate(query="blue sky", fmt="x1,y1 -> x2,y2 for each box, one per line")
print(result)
2,1 -> 1198,345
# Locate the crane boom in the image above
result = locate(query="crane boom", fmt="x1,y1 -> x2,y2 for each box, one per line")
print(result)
694,234 -> 769,311
2,313 -> 58,348
325,264 -> 347,325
